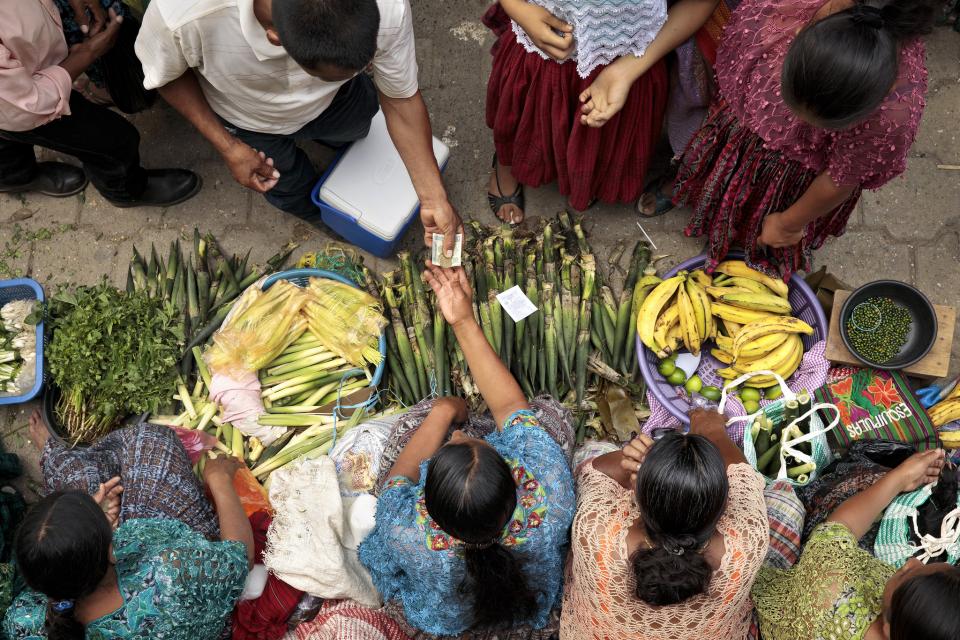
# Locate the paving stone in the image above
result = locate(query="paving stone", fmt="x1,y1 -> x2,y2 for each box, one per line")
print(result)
161,161 -> 252,235
914,230 -> 960,308
0,402 -> 43,500
0,191 -> 79,227
861,155 -> 960,241
30,226 -> 120,288
814,230 -> 913,287
911,81 -> 960,165
78,187 -> 164,235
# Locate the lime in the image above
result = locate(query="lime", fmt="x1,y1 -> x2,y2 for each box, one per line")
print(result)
667,369 -> 687,386
740,387 -> 762,403
684,374 -> 703,394
743,399 -> 760,414
658,359 -> 677,377
700,385 -> 722,401
764,386 -> 784,400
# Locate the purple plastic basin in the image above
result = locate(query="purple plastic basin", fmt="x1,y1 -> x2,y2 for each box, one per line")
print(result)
637,253 -> 829,425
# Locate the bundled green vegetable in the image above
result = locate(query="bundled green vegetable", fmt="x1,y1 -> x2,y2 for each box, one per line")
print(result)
303,277 -> 386,368
374,213 -> 650,443
47,283 -> 183,443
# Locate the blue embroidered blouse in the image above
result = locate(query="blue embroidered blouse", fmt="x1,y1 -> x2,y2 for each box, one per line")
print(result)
2,518 -> 248,640
358,409 -> 575,636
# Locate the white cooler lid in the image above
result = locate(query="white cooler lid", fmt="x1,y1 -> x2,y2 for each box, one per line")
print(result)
318,109 -> 451,241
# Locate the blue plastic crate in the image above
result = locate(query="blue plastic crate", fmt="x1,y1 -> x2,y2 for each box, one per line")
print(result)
262,269 -> 386,402
0,278 -> 44,405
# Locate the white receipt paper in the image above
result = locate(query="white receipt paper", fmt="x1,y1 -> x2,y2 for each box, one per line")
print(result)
496,286 -> 538,322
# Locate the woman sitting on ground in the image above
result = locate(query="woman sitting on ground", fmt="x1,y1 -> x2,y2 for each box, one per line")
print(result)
560,410 -> 769,640
359,266 -> 575,638
753,448 -> 960,640
2,415 -> 254,639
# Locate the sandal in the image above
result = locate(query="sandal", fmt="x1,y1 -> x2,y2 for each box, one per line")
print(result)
637,174 -> 676,218
487,154 -> 525,225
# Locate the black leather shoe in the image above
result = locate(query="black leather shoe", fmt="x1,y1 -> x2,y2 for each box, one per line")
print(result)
107,169 -> 202,208
0,161 -> 87,197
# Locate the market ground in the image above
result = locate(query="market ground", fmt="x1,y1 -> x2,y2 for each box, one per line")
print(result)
2,10 -> 959,494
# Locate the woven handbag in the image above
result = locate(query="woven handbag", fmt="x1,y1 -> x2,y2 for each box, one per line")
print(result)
722,370 -> 839,487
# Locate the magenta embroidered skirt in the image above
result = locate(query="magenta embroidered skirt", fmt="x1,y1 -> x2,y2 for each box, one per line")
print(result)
484,4 -> 668,210
674,98 -> 862,281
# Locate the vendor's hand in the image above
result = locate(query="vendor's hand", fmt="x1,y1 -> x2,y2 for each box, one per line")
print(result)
423,264 -> 474,328
759,212 -> 805,249
688,409 -> 727,439
69,0 -> 107,35
509,1 -> 574,61
620,434 -> 654,485
203,454 -> 243,485
92,476 -> 123,530
579,64 -> 633,128
71,7 -> 122,59
892,449 -> 945,493
434,396 -> 469,424
223,141 -> 280,193
421,199 -> 463,261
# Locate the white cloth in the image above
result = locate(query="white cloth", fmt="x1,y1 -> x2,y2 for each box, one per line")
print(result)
264,456 -> 380,606
329,414 -> 401,496
136,0 -> 419,134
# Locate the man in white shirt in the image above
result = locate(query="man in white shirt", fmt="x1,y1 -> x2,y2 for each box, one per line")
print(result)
136,0 -> 461,255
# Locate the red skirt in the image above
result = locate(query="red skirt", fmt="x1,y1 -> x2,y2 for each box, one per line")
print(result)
484,4 -> 668,210
674,98 -> 862,281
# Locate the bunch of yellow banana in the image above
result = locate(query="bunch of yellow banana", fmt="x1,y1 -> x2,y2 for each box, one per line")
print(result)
637,270 -> 714,358
930,383 -> 960,429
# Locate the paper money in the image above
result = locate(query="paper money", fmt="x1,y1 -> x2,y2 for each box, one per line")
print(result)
431,233 -> 463,268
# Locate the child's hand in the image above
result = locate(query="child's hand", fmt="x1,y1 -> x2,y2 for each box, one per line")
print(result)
893,449 -> 945,493
759,212 -> 805,248
579,64 -> 633,128
92,476 -> 123,530
688,409 -> 727,439
423,265 -> 475,328
507,0 -> 574,61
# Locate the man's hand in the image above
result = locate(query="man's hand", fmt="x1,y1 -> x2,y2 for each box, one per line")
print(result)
421,199 -> 463,260
69,0 -> 107,35
759,212 -> 805,249
579,63 -> 634,128
423,265 -> 475,328
92,476 -> 123,530
222,141 -> 280,193
505,0 -> 574,61
69,7 -> 122,62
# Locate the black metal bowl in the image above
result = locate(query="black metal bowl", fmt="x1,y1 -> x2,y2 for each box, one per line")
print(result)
840,280 -> 937,370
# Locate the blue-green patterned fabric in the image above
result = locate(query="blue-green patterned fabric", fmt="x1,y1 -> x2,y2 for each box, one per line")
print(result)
1,518 -> 247,639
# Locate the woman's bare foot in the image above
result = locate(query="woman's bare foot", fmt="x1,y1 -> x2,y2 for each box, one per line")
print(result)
487,161 -> 525,224
28,410 -> 49,452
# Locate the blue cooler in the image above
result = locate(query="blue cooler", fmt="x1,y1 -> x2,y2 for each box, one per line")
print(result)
310,109 -> 451,258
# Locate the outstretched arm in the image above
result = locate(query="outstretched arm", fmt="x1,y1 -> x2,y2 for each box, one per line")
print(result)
758,171 -> 856,248
828,448 -> 944,541
380,91 -> 463,258
422,265 -> 529,427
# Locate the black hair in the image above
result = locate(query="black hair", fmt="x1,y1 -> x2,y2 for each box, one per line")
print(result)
889,565 -> 960,640
424,440 -> 539,629
781,0 -> 938,129
272,0 -> 380,73
630,432 -> 728,605
14,491 -> 113,640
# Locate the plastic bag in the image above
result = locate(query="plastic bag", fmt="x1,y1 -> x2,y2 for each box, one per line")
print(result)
302,278 -> 386,368
234,466 -> 271,517
172,426 -> 218,464
209,371 -> 286,446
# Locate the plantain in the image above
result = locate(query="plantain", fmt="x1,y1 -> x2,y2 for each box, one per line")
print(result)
637,274 -> 685,351
688,269 -> 713,288
711,301 -> 778,326
929,398 -> 960,427
720,291 -> 793,315
715,260 -> 790,298
732,316 -> 814,358
653,304 -> 681,356
677,280 -> 701,355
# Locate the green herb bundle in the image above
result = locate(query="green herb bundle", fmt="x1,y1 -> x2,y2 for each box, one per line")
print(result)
47,282 -> 183,443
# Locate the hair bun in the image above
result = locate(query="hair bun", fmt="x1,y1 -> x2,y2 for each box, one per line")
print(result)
51,600 -> 75,614
851,4 -> 884,29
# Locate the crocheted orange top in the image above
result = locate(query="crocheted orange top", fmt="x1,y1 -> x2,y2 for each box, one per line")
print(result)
560,461 -> 769,640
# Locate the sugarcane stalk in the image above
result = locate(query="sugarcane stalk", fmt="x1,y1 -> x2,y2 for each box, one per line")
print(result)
408,326 -> 429,399
433,308 -> 447,398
